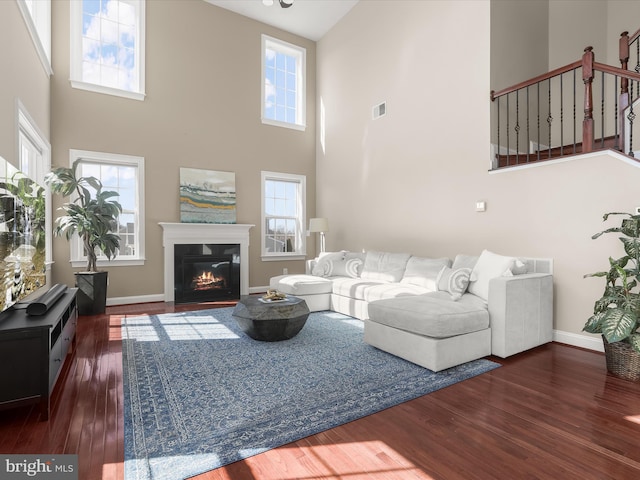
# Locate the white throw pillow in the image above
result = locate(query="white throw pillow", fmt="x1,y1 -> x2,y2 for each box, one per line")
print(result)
311,252 -> 345,276
467,250 -> 516,301
436,266 -> 472,300
312,251 -> 364,278
400,256 -> 451,291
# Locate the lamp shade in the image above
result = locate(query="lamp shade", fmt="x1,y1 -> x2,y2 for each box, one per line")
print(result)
309,217 -> 329,233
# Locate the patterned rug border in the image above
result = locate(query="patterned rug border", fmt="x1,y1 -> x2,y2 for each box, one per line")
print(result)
122,308 -> 500,480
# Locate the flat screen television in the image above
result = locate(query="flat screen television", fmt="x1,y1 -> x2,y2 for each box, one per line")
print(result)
0,156 -> 46,313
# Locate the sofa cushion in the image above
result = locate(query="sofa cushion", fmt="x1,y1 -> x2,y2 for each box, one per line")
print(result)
331,277 -> 387,301
311,251 -> 365,278
368,293 -> 489,338
468,250 -> 516,301
400,256 -> 451,291
452,253 -> 479,270
270,274 -> 333,295
362,283 -> 431,302
361,251 -> 411,283
436,266 -> 472,300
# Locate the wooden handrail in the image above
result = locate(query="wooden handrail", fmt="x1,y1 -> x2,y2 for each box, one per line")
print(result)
594,61 -> 640,83
630,27 -> 640,44
491,60 -> 581,100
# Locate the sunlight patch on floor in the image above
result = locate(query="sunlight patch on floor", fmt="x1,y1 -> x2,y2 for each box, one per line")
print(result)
625,414 -> 640,425
241,441 -> 433,480
120,314 -> 240,341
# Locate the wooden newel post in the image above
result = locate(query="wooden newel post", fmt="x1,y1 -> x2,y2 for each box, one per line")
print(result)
582,46 -> 594,153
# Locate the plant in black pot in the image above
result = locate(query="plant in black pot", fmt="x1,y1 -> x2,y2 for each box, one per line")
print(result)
584,212 -> 640,381
45,160 -> 122,315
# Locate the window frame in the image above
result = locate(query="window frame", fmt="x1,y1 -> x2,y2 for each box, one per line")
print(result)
16,0 -> 52,76
69,0 -> 146,101
16,100 -> 52,269
261,34 -> 306,131
261,171 -> 306,261
68,149 -> 146,268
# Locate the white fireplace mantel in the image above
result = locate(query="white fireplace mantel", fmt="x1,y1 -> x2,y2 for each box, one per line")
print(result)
159,222 -> 254,302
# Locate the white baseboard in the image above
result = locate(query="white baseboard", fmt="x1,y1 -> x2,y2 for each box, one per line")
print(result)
106,289 -> 270,307
106,293 -> 165,306
553,329 -> 603,352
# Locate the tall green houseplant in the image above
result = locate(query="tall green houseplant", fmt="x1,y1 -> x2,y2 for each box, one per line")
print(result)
45,159 -> 122,272
584,212 -> 640,359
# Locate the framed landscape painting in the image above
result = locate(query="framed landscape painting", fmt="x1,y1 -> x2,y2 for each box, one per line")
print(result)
180,168 -> 236,224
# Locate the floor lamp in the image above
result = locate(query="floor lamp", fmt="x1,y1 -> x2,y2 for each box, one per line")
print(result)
309,218 -> 329,254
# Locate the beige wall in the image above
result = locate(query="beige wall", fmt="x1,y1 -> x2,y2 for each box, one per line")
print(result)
317,0 -> 492,255
317,0 -> 640,347
491,0 -> 548,91
549,0 -> 640,67
0,1 -> 50,168
50,0 -> 316,296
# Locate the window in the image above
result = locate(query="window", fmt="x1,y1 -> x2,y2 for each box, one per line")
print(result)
17,101 -> 52,266
261,35 -> 306,131
16,0 -> 52,75
261,171 -> 306,260
69,149 -> 145,267
70,0 -> 146,100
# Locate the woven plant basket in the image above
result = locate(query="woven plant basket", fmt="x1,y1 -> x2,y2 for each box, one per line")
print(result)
602,336 -> 640,382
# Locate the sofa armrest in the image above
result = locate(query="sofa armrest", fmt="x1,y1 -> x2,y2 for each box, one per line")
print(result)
487,273 -> 553,358
306,258 -> 318,275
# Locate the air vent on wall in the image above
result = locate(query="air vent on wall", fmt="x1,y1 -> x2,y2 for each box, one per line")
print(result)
372,101 -> 386,120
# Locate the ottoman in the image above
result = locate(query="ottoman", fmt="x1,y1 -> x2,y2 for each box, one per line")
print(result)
365,293 -> 492,371
269,274 -> 332,312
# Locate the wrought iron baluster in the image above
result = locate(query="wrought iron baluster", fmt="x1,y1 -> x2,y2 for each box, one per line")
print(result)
496,96 -> 500,169
615,76 -> 619,151
526,86 -> 530,163
537,82 -> 541,161
601,71 -> 605,149
573,69 -> 577,154
515,90 -> 520,163
506,94 -> 510,166
547,78 -> 553,158
560,74 -> 564,156
629,75 -> 635,157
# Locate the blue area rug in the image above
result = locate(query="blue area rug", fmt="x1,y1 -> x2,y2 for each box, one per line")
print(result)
122,308 -> 499,480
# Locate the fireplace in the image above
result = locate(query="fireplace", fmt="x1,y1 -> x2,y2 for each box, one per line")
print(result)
159,223 -> 253,303
174,244 -> 240,303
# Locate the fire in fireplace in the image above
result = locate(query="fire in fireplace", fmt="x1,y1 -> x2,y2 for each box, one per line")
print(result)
188,256 -> 230,291
174,244 -> 240,303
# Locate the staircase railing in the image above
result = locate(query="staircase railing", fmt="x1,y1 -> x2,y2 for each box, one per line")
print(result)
491,31 -> 640,169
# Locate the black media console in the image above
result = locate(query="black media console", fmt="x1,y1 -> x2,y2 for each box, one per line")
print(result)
0,287 -> 78,420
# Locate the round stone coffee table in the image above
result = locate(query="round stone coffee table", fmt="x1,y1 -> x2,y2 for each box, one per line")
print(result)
232,295 -> 310,341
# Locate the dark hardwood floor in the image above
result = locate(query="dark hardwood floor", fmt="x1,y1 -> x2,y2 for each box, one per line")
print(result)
1,301 -> 639,480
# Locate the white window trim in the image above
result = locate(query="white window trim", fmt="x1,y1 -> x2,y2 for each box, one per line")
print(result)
69,0 -> 146,101
261,34 -> 306,132
16,0 -> 53,76
68,149 -> 146,268
16,99 -> 52,270
261,171 -> 306,261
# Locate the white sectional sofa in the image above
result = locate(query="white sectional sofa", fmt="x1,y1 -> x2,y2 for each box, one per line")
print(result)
269,249 -> 554,372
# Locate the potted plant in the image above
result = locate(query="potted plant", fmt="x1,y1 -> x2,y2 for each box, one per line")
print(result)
584,211 -> 640,381
45,160 -> 122,315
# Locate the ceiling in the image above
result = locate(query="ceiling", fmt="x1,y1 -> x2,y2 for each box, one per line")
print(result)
204,0 -> 359,41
